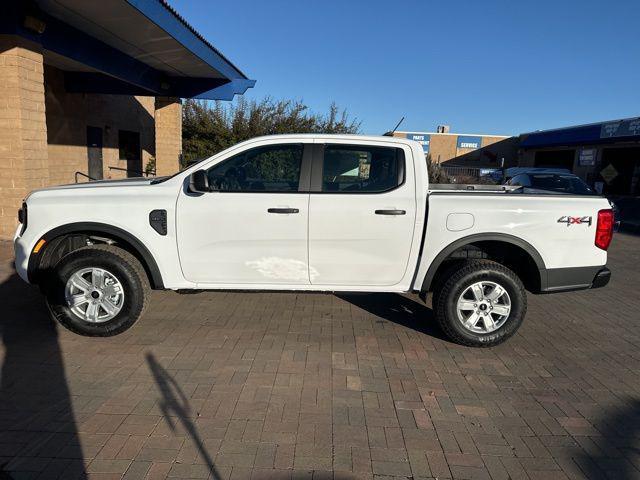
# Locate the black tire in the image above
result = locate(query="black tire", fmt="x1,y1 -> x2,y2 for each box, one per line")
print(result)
434,259 -> 527,347
431,259 -> 464,314
44,245 -> 150,336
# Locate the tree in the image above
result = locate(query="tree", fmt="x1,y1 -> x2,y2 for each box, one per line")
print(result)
182,97 -> 361,165
426,154 -> 452,183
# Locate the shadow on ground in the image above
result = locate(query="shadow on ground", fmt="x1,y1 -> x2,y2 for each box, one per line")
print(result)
146,353 -> 221,480
577,399 -> 640,479
0,273 -> 86,479
336,292 -> 449,342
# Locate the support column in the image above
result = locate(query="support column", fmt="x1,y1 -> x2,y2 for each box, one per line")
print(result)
154,96 -> 182,176
0,35 -> 49,239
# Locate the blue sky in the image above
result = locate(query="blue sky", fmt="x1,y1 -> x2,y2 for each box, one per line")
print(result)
171,0 -> 640,136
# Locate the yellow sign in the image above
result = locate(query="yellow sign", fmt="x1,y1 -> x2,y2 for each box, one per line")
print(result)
600,164 -> 618,184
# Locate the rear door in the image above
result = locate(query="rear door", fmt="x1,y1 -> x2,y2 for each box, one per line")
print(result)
308,141 -> 416,286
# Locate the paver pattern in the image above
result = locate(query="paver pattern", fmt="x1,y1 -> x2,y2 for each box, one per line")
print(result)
0,234 -> 639,480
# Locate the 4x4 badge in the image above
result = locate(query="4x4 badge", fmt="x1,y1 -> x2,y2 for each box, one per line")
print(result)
557,216 -> 592,227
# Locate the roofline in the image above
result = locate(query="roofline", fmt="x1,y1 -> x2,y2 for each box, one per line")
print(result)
156,0 -> 249,79
396,130 -> 511,138
126,0 -> 251,81
520,116 -> 640,136
174,134 -> 420,179
236,133 -> 415,143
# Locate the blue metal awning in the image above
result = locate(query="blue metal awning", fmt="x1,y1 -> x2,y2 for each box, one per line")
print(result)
520,117 -> 640,149
2,0 -> 256,100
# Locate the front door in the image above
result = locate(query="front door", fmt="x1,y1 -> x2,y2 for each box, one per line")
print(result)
308,143 -> 416,286
118,130 -> 142,177
177,143 -> 311,285
86,126 -> 103,180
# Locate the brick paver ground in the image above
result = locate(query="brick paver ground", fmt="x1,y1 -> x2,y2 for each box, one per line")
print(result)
0,234 -> 639,480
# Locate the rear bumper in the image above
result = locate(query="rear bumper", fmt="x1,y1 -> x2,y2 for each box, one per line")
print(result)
591,267 -> 611,289
541,266 -> 610,293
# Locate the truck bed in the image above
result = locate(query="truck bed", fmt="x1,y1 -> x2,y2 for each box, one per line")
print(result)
429,184 -> 517,193
428,184 -> 601,196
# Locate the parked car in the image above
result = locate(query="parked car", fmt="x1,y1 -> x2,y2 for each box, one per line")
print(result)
504,168 -> 620,224
14,135 -> 614,347
504,168 -> 595,195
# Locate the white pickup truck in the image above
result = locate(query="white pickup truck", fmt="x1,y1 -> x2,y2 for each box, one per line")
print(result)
14,135 -> 614,346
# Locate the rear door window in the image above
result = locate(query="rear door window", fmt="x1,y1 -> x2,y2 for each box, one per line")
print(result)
321,145 -> 404,193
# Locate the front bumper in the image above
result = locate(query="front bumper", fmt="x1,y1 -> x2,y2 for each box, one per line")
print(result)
13,227 -> 31,284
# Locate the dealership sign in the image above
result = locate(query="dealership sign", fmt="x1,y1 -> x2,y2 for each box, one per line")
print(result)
406,133 -> 430,153
600,118 -> 640,139
456,135 -> 482,149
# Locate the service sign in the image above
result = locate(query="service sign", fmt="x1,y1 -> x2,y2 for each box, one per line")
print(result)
406,133 -> 430,153
456,135 -> 482,150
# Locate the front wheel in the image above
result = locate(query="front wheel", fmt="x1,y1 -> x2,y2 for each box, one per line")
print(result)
434,260 -> 527,347
45,245 -> 150,336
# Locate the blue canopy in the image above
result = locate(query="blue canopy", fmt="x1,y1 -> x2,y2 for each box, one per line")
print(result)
2,0 -> 256,100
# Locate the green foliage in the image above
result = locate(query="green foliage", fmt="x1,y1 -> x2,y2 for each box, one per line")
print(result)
248,148 -> 299,182
182,97 -> 361,166
426,154 -> 451,183
208,145 -> 303,191
144,157 -> 156,176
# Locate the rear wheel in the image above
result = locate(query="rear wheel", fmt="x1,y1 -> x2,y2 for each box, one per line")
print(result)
44,245 -> 150,336
433,260 -> 526,347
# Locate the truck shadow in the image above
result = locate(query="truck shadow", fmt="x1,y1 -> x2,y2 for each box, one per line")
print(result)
0,272 -> 86,479
336,292 -> 449,342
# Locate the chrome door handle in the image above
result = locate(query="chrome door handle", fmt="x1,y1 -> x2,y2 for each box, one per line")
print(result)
268,208 -> 299,214
375,209 -> 406,215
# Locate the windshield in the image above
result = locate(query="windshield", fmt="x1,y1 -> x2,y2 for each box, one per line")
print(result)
529,174 -> 594,194
150,157 -> 209,184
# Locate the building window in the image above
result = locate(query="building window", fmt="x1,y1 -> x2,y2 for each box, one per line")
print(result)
118,130 -> 141,177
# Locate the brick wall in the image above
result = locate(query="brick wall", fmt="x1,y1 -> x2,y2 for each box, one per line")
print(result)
155,97 -> 182,176
0,35 -> 49,238
393,131 -> 516,165
0,34 -> 178,239
45,66 -> 156,183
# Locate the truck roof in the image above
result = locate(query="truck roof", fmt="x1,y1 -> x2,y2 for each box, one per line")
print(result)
234,133 -> 419,145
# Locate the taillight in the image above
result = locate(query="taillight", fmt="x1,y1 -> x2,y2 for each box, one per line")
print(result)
595,209 -> 614,250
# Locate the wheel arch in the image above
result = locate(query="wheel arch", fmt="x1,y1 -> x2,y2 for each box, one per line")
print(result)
28,222 -> 164,289
421,233 -> 547,294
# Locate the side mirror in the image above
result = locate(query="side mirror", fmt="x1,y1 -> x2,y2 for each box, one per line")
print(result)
189,170 -> 210,193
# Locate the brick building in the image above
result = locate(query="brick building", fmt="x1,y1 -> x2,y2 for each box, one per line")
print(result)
0,0 -> 255,238
393,129 -> 517,167
396,120 -> 640,196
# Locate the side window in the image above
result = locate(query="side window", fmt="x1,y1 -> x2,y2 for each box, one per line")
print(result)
207,144 -> 303,192
321,145 -> 404,193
